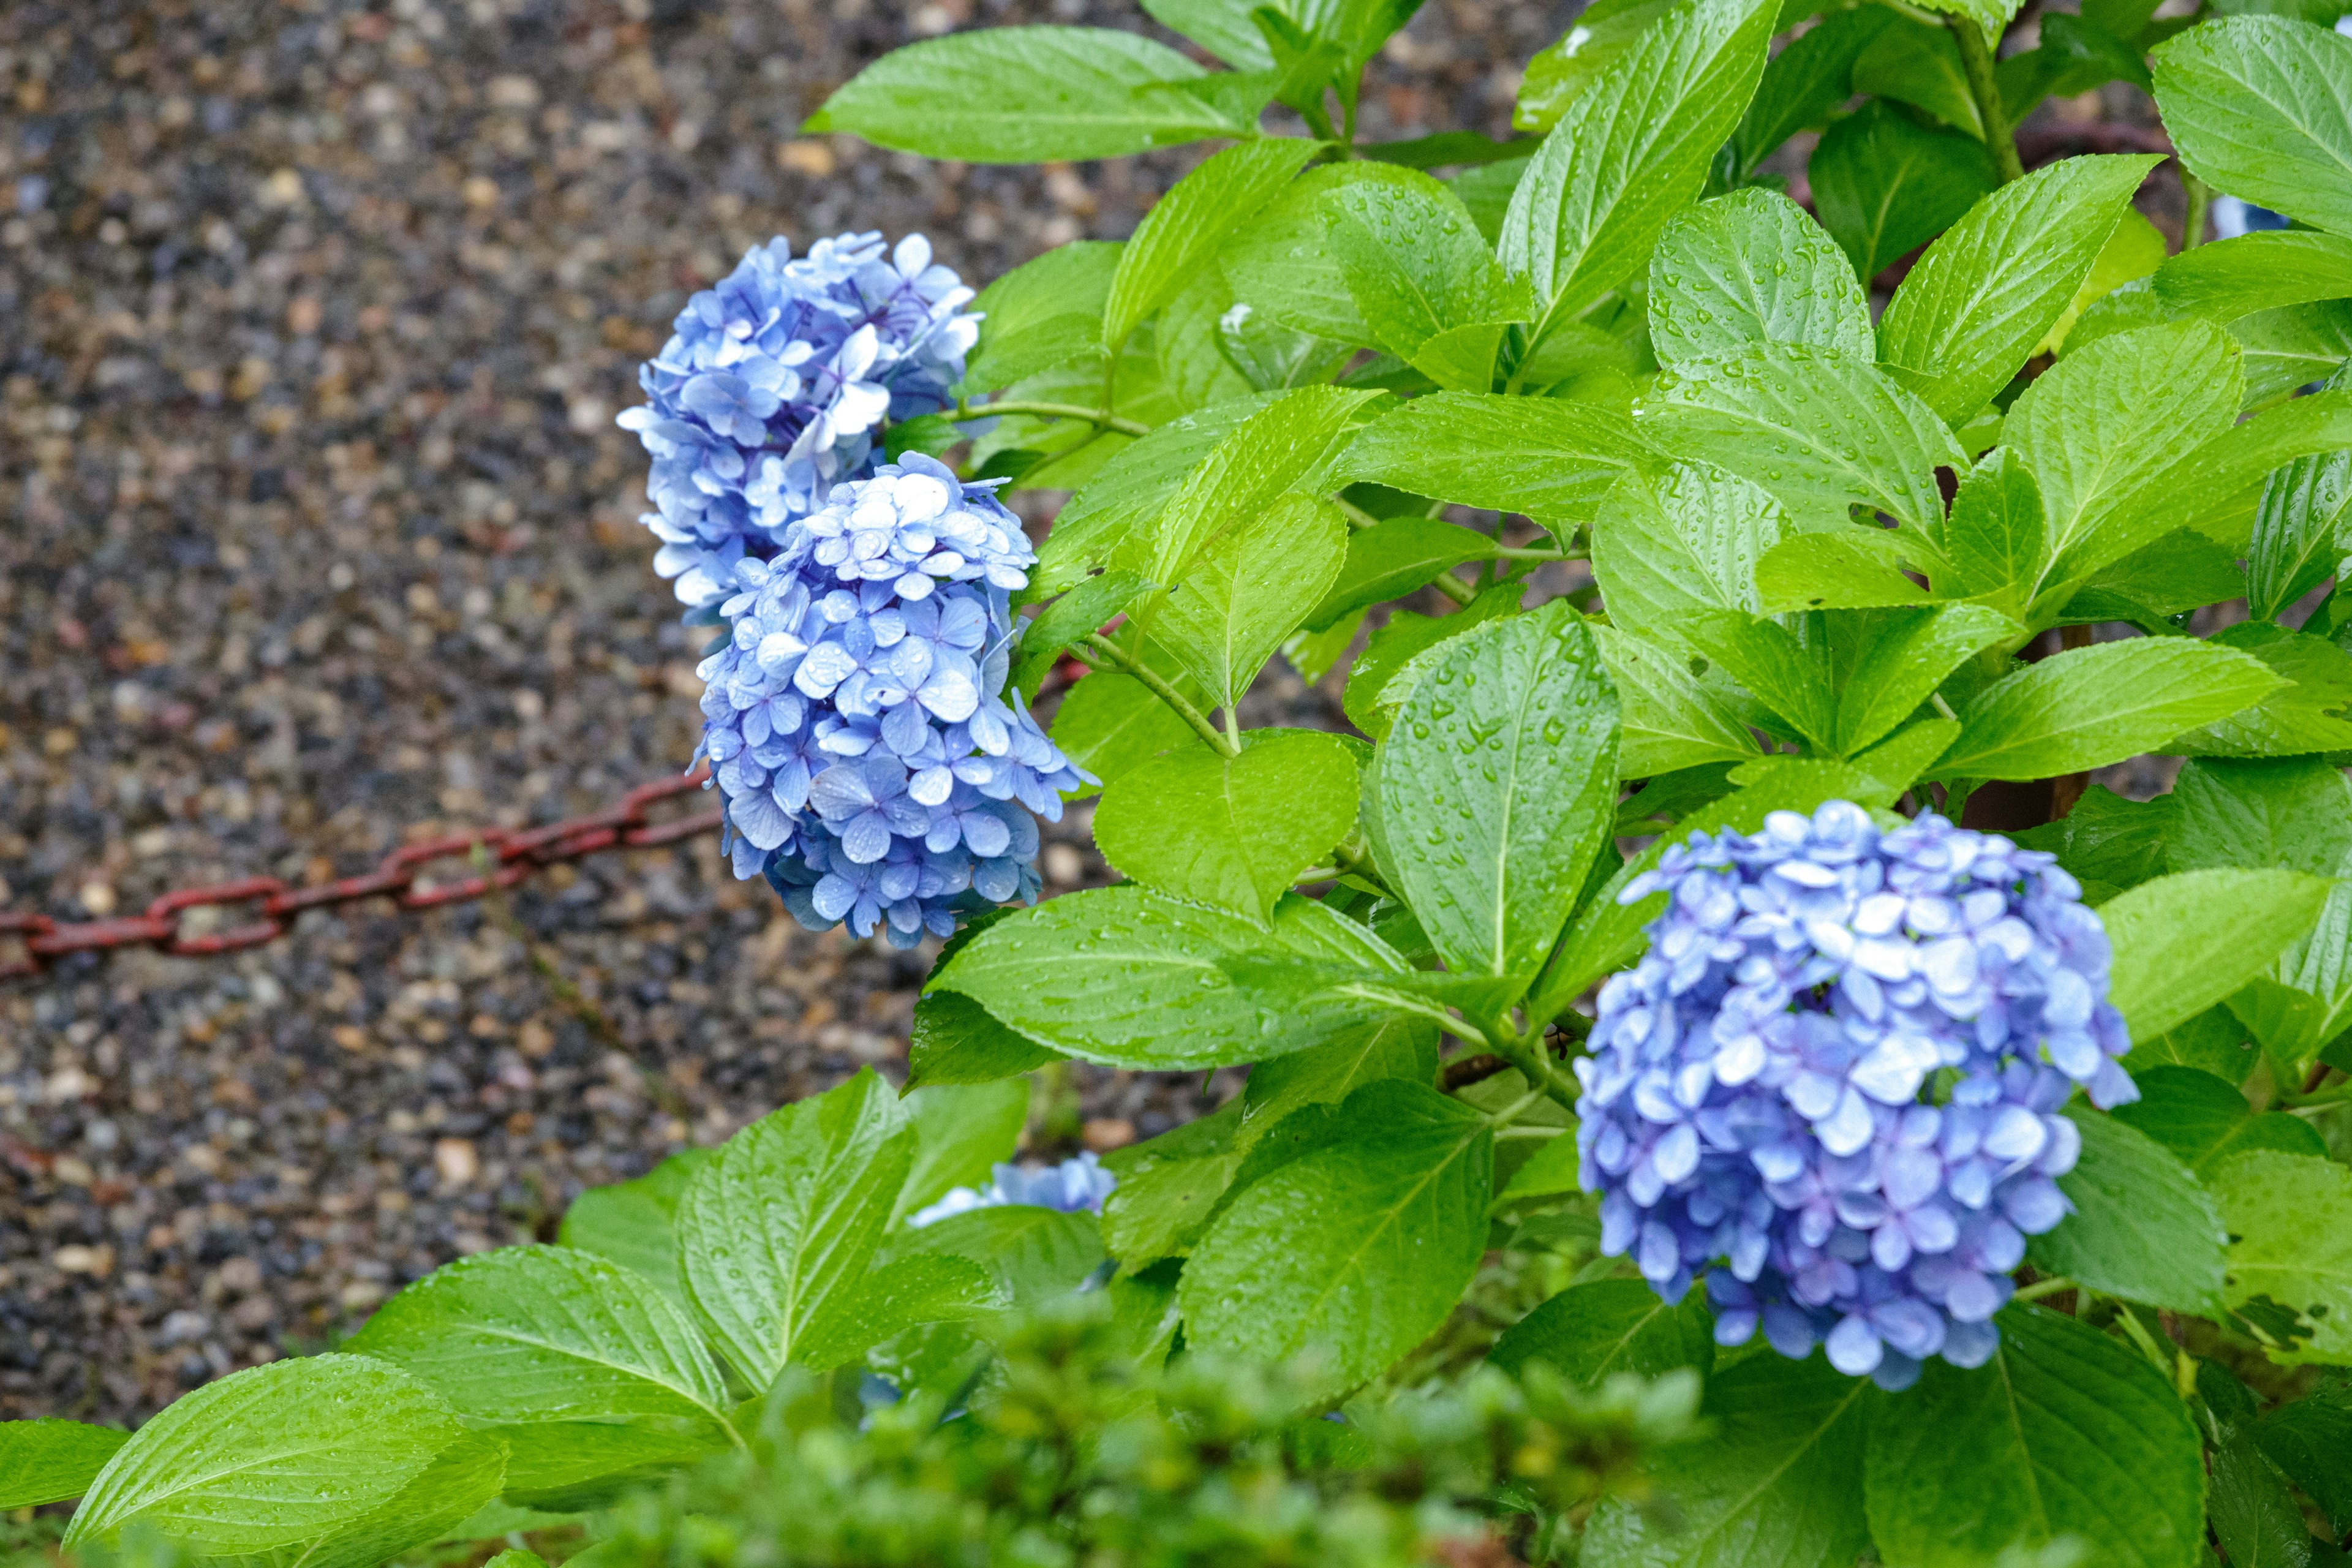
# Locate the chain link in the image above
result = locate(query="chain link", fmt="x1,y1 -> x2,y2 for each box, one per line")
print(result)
0,766 -> 722,983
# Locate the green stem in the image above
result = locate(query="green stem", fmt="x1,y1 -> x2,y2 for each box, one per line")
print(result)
955,398 -> 1152,438
1492,546 -> 1588,562
1223,704 -> 1243,751
1491,1021 -> 1580,1117
2013,1275 -> 2078,1302
1077,633 -> 1238,758
1947,13 -> 2024,184
2181,170 -> 2213,251
1334,494 -> 1477,604
1930,691 -> 1960,723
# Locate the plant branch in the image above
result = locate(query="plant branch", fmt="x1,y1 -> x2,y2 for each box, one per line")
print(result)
1947,13 -> 2025,184
2180,170 -> 2213,251
1490,1020 -> 1581,1117
2013,1275 -> 2078,1302
1336,494 -> 1479,604
954,397 -> 1153,438
1076,633 -> 1238,758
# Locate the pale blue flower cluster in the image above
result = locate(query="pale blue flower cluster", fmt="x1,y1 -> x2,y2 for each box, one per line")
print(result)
619,232 -> 979,609
908,1152 -> 1117,1229
695,454 -> 1091,946
1574,802 -> 2136,1390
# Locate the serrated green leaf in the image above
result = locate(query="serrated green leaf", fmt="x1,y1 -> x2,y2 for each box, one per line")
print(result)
963,241 -> 1121,396
1368,600 -> 1620,984
556,1149 -> 710,1306
1013,569 -> 1153,702
1340,390 -> 1657,526
1878,154 -> 2162,426
2153,231 -> 2352,323
1308,516 -> 1501,629
2211,1429 -> 2318,1568
2111,1066 -> 2328,1178
1223,162 -> 1430,343
1833,603 -> 2019,753
1325,169 -> 1524,364
1683,609 -> 1838,748
1591,462 -> 1787,647
1047,669 -> 1207,792
1501,0 -> 1779,347
1140,0 -> 1277,68
1851,18 -> 1982,138
1755,527 -> 1939,612
1638,342 -> 1967,538
2249,365 -> 2352,623
2059,527 -> 2249,628
793,1253 -> 1008,1371
1106,139 -> 1320,352
1101,1098 -> 1247,1272
1239,1020 -> 1439,1147
1517,0 -> 1679,132
1939,637 -> 2286,782
0,1420 -> 127,1509
2154,16 -> 2352,239
2038,209 -> 2167,358
1593,621 -> 1768,777
1488,1278 -> 1714,1384
2175,624 -> 2352,760
2026,1109 -> 2228,1316
1583,1351 -> 1869,1568
1809,100 -> 1997,285
2256,1377 -> 2352,1533
1095,728 -> 1360,920
1157,263 -> 1259,413
2215,1149 -> 2352,1366
1179,1080 -> 1491,1399
895,1080 -> 1031,1226
66,1355 -> 500,1566
1649,189 -> 1874,368
1034,394 -> 1281,595
2236,300 -> 2352,407
1731,2 -> 1898,178
888,1205 -> 1108,1310
2100,868 -> 2336,1042
1861,1305 -> 2207,1568
907,990 -> 1062,1086
933,884 -> 1415,1069
676,1068 -> 914,1387
805,28 -> 1245,162
1143,493 -> 1349,713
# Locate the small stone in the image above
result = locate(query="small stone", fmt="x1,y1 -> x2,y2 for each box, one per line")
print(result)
433,1137 -> 480,1185
1082,1117 -> 1136,1152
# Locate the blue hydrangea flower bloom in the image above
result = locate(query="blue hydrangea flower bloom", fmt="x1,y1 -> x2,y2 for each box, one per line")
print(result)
694,454 -> 1090,946
619,232 -> 979,609
907,1152 -> 1117,1229
1573,802 -> 2136,1390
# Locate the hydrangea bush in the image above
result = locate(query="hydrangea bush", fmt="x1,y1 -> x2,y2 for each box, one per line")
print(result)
16,0 -> 2352,1564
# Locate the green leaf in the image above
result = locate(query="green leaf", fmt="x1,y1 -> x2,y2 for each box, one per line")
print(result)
1143,493 -> 1350,713
1488,1278 -> 1714,1384
2153,231 -> 2352,323
1939,637 -> 2286,782
1101,1098 -> 1247,1272
1325,169 -> 1524,364
1368,600 -> 1620,984
2211,1429 -> 2319,1568
1047,669 -> 1205,791
1033,393 -> 1280,595
2003,322 -> 2246,594
1861,1305 -> 2207,1568
0,1420 -> 127,1509
1833,603 -> 2019,754
347,1245 -> 734,1444
1012,569 -> 1152,702
2169,755 -> 2352,878
804,28 -> 1246,162
1583,1351 -> 1869,1568
1095,728 -> 1360,919
1140,0 -> 1276,68
1937,447 -> 2045,608
907,990 -> 1061,1087
2236,300 -> 2352,407
2174,624 -> 2352,760
1809,100 -> 1998,285
2121,1005 -> 2264,1084
1158,264 -> 1259,413
555,1149 -> 711,1306
2214,1149 -> 2352,1366
1239,1019 -> 1439,1147
1684,611 -> 1838,750
1340,390 -> 1657,526
1637,342 -> 1967,538
2248,367 -> 2352,624
1594,622 -> 1767,777
2111,1065 -> 2329,1178
933,884 -> 1415,1069
2256,1377 -> 2352,1532
66,1355 -> 502,1566
1850,18 -> 1982,138
2154,16 -> 2352,239
889,1205 -> 1108,1310
1591,462 -> 1787,648
1517,0 -> 1679,134
2059,528 -> 2249,629
895,1080 -> 1031,1226
1649,189 -> 1874,368
1500,0 -> 1779,347
1178,1080 -> 1491,1398
792,1253 -> 1008,1370
1731,2 -> 1898,178
1308,516 -> 1501,629
1878,154 -> 2162,427
962,241 -> 1121,396
1222,162 -> 1429,344
2024,1109 -> 2228,1316
675,1067 -> 914,1387
2100,868 -> 2336,1042
2039,209 -> 2168,358
1116,386 -> 1380,587
1754,527 -> 1939,612
1106,140 -> 1321,352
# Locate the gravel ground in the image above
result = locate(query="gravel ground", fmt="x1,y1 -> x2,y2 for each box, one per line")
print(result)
0,0 -> 1571,1422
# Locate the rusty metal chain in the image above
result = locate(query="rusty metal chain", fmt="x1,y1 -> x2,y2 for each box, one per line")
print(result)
0,766 -> 722,982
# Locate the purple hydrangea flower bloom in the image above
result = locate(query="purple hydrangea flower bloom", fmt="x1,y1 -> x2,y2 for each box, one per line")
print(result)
1574,801 -> 2135,1390
619,232 -> 979,609
907,1152 -> 1118,1229
694,454 -> 1090,946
